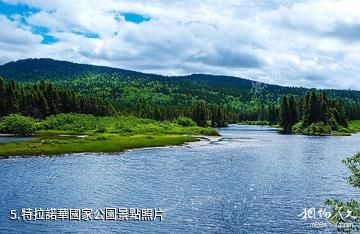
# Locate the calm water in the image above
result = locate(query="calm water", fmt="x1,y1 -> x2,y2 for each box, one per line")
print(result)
0,137 -> 34,143
0,125 -> 359,233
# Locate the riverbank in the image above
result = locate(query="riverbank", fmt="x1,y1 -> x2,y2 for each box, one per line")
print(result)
0,114 -> 219,157
0,134 -> 202,157
349,120 -> 360,133
297,120 -> 360,136
237,120 -> 360,136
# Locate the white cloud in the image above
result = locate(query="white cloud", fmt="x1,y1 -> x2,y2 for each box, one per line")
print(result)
0,0 -> 360,89
0,15 -> 41,45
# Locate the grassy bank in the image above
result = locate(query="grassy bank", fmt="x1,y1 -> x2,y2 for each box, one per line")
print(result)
0,134 -> 196,157
0,114 -> 219,157
287,120 -> 360,136
348,120 -> 360,133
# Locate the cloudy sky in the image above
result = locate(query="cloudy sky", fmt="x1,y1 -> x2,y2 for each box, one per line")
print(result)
0,0 -> 360,89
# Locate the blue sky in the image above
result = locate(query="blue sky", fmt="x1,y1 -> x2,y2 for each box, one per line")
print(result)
0,0 -> 359,90
120,12 -> 150,24
0,1 -> 38,15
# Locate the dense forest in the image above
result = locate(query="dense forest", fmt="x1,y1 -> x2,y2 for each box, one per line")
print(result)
279,91 -> 360,134
0,78 -> 115,118
0,58 -> 360,129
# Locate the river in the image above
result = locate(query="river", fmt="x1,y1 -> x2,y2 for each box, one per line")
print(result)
0,137 -> 34,143
0,125 -> 359,233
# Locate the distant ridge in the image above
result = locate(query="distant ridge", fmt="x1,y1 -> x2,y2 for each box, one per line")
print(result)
0,58 -> 359,102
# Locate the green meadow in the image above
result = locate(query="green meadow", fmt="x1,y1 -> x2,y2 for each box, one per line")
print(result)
0,114 -> 219,157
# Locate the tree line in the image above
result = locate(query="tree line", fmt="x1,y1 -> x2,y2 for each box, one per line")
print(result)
0,78 -> 227,127
117,99 -> 227,127
279,91 -> 360,132
1,77 -> 360,130
0,78 -> 115,119
1,59 -> 360,129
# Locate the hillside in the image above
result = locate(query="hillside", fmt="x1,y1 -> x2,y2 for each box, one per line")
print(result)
0,58 -> 359,123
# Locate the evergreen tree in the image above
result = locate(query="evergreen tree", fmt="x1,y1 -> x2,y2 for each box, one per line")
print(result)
0,77 -> 5,115
193,101 -> 207,127
267,104 -> 278,125
5,80 -> 19,115
280,95 -> 291,131
0,79 -> 115,118
303,92 -> 311,127
308,91 -> 318,125
288,95 -> 298,126
35,88 -> 49,118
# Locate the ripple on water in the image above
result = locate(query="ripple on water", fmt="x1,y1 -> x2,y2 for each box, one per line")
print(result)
0,125 -> 359,233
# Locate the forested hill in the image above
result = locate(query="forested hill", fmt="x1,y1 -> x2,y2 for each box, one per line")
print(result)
1,58 -> 359,99
0,58 -> 290,97
0,58 -> 147,81
0,58 -> 359,124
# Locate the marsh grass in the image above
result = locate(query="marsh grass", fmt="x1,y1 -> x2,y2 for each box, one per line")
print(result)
0,114 -> 218,157
0,134 -> 197,157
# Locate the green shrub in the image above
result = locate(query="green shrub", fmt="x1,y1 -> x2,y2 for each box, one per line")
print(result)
303,122 -> 332,135
348,120 -> 360,132
175,116 -> 197,127
194,128 -> 220,136
114,121 -> 134,134
28,113 -> 218,136
328,117 -> 339,130
291,121 -> 304,133
96,127 -> 107,133
42,113 -> 100,133
337,126 -> 351,133
0,114 -> 36,135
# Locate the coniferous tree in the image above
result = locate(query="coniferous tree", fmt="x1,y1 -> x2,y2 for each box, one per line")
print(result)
334,99 -> 347,127
193,101 -> 207,127
288,95 -> 298,126
308,91 -> 319,125
268,104 -> 278,125
280,95 -> 291,131
0,79 -> 115,118
0,77 -> 5,115
303,92 -> 311,127
5,80 -> 19,115
35,88 -> 49,118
